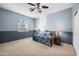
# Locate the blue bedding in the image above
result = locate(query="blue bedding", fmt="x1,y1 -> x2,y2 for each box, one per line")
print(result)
33,31 -> 53,47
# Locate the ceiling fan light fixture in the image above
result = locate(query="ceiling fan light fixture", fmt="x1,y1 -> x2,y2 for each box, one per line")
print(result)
28,3 -> 49,13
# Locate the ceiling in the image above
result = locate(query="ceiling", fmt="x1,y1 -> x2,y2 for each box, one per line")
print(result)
0,3 -> 73,19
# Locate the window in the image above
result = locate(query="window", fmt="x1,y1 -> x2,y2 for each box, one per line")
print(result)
17,19 -> 29,32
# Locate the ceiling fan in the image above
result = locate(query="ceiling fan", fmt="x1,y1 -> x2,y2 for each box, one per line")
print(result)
27,3 -> 49,13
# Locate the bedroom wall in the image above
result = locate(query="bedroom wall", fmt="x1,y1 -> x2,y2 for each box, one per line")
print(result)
36,8 -> 72,32
46,8 -> 72,32
35,14 -> 47,31
0,8 -> 35,43
46,8 -> 72,45
35,8 -> 73,45
0,8 -> 35,31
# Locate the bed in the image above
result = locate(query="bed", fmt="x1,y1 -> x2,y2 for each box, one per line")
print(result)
0,37 -> 76,56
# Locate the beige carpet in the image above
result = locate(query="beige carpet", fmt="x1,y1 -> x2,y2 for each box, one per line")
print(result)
0,37 -> 76,56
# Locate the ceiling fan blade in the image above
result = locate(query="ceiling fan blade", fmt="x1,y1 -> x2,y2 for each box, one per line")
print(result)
30,8 -> 36,12
29,8 -> 34,12
42,6 -> 48,9
27,3 -> 35,6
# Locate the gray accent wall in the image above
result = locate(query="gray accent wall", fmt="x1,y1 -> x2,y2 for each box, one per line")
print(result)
0,8 -> 35,31
46,8 -> 72,32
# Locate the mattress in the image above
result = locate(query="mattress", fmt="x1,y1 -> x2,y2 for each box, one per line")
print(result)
0,37 -> 76,56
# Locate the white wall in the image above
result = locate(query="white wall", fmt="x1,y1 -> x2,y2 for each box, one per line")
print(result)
73,8 -> 79,56
35,14 -> 47,31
